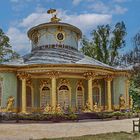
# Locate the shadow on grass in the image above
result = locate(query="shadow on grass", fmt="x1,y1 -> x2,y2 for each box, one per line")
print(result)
31,132 -> 140,140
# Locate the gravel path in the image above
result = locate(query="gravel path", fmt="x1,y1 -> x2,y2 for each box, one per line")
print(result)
0,118 -> 138,140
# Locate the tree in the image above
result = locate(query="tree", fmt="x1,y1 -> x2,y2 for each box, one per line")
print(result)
80,35 -> 95,58
120,31 -> 140,66
120,31 -> 140,109
0,28 -> 19,62
81,21 -> 127,66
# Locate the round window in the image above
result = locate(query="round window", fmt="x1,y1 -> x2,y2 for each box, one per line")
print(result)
56,32 -> 65,42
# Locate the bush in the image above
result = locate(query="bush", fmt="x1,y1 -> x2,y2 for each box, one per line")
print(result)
112,111 -> 125,116
97,112 -> 114,119
67,113 -> 78,120
0,112 -> 82,121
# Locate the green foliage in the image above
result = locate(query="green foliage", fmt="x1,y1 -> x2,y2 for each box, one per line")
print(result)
67,113 -> 77,120
0,28 -> 20,62
81,22 -> 126,66
0,112 -> 78,122
120,31 -> 140,110
36,132 -> 140,140
129,80 -> 140,109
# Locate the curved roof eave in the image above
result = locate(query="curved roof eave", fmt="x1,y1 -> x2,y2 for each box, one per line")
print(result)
27,22 -> 82,39
0,63 -> 131,72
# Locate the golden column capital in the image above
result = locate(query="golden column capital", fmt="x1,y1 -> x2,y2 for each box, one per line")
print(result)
47,71 -> 61,79
104,75 -> 114,82
17,72 -> 31,80
83,72 -> 97,80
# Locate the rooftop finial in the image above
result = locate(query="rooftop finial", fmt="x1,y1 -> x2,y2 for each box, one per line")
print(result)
47,9 -> 61,23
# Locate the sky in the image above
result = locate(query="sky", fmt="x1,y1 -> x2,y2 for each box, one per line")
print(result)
0,0 -> 140,55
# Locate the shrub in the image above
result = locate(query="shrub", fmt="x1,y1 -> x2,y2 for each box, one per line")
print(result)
67,113 -> 78,120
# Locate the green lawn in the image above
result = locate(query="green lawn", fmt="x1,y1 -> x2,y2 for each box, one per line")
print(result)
32,132 -> 140,140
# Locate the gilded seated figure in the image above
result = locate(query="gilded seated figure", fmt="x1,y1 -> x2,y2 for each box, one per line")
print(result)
84,101 -> 91,112
119,95 -> 125,110
93,102 -> 100,112
44,104 -> 51,113
6,96 -> 14,112
56,104 -> 63,114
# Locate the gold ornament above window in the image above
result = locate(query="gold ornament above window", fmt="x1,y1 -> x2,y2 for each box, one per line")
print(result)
56,31 -> 65,42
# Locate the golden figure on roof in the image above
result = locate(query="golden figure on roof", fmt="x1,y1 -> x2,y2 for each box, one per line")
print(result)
47,9 -> 61,23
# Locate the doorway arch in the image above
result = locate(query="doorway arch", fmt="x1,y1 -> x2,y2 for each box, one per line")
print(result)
40,86 -> 51,110
76,84 -> 84,110
92,85 -> 101,106
57,79 -> 71,110
40,80 -> 51,111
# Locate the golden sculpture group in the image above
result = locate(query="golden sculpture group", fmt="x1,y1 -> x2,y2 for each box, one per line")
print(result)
44,103 -> 63,114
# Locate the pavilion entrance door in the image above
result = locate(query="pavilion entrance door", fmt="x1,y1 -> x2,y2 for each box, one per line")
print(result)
93,87 -> 100,105
77,86 -> 84,110
40,86 -> 51,111
58,85 -> 70,110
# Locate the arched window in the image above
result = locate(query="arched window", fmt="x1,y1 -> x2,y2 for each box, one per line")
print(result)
59,85 -> 69,90
77,86 -> 84,109
58,85 -> 70,109
0,80 -> 2,106
40,86 -> 50,110
93,87 -> 100,105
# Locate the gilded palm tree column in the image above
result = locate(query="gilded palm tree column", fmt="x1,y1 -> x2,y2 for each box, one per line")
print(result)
105,75 -> 113,111
84,72 -> 96,111
17,72 -> 30,113
51,77 -> 56,109
21,78 -> 26,113
88,77 -> 93,110
47,71 -> 60,111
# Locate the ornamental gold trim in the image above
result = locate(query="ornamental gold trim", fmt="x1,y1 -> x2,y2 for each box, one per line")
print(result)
55,30 -> 66,42
17,72 -> 31,80
46,71 -> 61,78
83,71 -> 97,79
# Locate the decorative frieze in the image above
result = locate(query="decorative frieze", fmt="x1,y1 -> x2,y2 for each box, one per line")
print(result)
40,80 -> 50,88
92,80 -> 99,86
58,79 -> 69,87
26,79 -> 33,87
77,80 -> 84,87
31,44 -> 77,52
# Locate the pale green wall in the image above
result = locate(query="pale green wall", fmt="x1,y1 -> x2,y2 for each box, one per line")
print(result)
34,28 -> 78,50
99,79 -> 106,106
0,72 -> 17,108
113,76 -> 127,105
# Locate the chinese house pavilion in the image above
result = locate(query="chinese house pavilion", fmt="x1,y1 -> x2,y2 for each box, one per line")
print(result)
0,9 -> 131,113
